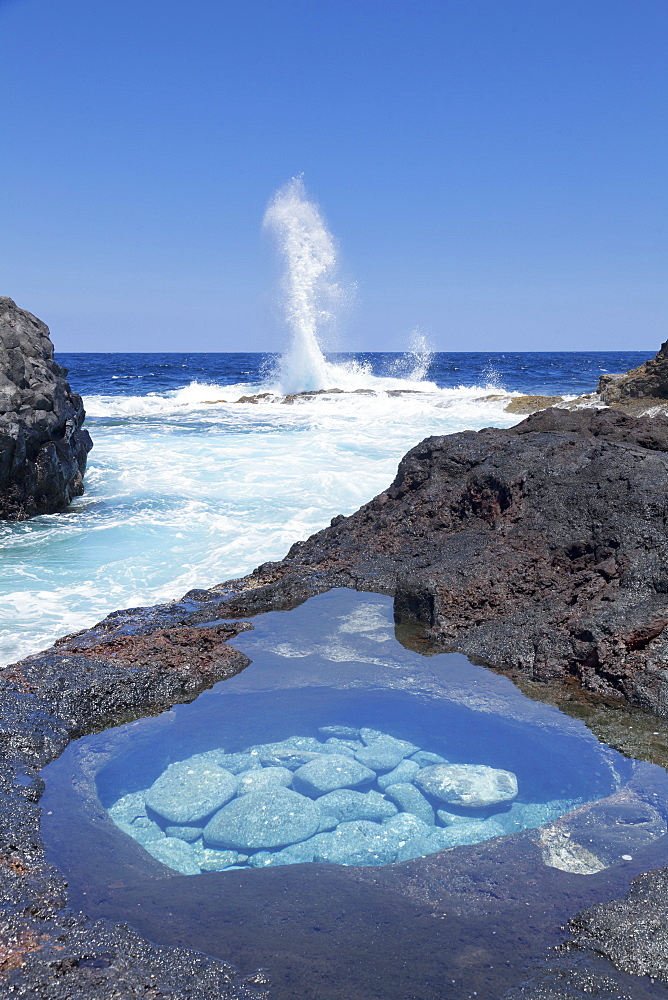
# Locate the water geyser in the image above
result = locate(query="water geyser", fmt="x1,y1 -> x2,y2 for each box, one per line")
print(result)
264,177 -> 341,394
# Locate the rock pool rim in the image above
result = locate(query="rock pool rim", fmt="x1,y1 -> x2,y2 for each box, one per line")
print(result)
33,590 -> 668,999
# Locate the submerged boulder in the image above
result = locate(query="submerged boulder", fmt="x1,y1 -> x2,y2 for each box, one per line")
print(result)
236,766 -> 293,795
415,763 -> 518,809
376,758 -> 421,790
0,297 -> 92,519
145,761 -> 238,824
355,738 -> 409,772
384,782 -> 435,825
313,820 -> 401,866
107,790 -> 165,845
144,837 -> 201,875
316,789 -> 397,823
203,787 -> 320,850
292,755 -> 375,796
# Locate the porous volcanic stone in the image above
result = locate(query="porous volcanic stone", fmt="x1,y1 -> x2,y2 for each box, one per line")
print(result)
192,750 -> 263,774
248,838 -> 327,867
382,813 -> 436,863
223,407 -> 668,717
145,761 -> 238,823
318,725 -> 360,739
164,823 -> 203,843
411,751 -> 448,767
354,740 -> 406,772
597,340 -> 668,404
0,297 -> 92,519
107,791 -> 165,845
359,729 -> 418,755
415,763 -> 518,808
383,811 -> 433,836
144,837 -> 201,875
313,820 -> 401,866
203,787 -> 320,850
377,759 -> 421,790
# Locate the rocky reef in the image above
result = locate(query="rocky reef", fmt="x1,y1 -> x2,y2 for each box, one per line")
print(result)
0,617 -> 267,997
0,297 -> 92,519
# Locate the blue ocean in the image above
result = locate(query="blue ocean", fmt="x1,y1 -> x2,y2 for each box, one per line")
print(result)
0,348 -> 652,667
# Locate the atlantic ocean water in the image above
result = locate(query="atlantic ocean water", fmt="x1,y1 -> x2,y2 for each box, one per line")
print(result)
0,349 -> 652,667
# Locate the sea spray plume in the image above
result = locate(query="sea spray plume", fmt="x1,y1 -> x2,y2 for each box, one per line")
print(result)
389,327 -> 434,381
263,177 -> 342,394
406,328 -> 434,380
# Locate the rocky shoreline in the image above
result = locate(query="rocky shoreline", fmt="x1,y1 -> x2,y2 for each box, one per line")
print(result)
3,344 -> 668,993
0,298 -> 92,520
220,406 -> 668,717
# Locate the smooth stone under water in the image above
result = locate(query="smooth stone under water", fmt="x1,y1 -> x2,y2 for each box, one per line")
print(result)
144,760 -> 238,823
415,762 -> 519,808
291,755 -> 376,796
203,787 -> 321,851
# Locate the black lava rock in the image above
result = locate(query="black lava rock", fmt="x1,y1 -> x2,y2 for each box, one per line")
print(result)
0,297 -> 92,519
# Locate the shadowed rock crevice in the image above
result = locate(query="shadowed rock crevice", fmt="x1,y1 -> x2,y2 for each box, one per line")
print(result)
0,297 -> 92,519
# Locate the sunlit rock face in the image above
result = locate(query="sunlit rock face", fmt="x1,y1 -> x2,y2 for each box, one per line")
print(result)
597,339 -> 668,403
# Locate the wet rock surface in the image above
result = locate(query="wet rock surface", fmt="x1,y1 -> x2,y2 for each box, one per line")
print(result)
503,393 -> 564,414
569,868 -> 668,980
415,762 -> 518,808
0,297 -> 92,519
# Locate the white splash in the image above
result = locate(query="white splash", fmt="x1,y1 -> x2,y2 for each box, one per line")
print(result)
263,177 -> 341,394
389,327 -> 434,381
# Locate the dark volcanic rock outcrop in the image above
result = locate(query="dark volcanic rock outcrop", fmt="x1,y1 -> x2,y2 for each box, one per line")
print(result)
598,339 -> 668,406
0,297 -> 92,519
221,407 -> 668,716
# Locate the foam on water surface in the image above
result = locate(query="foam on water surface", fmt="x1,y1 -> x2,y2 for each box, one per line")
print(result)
0,372 -> 522,666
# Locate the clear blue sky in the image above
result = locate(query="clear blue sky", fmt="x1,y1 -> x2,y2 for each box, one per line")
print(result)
1,0 -> 666,352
